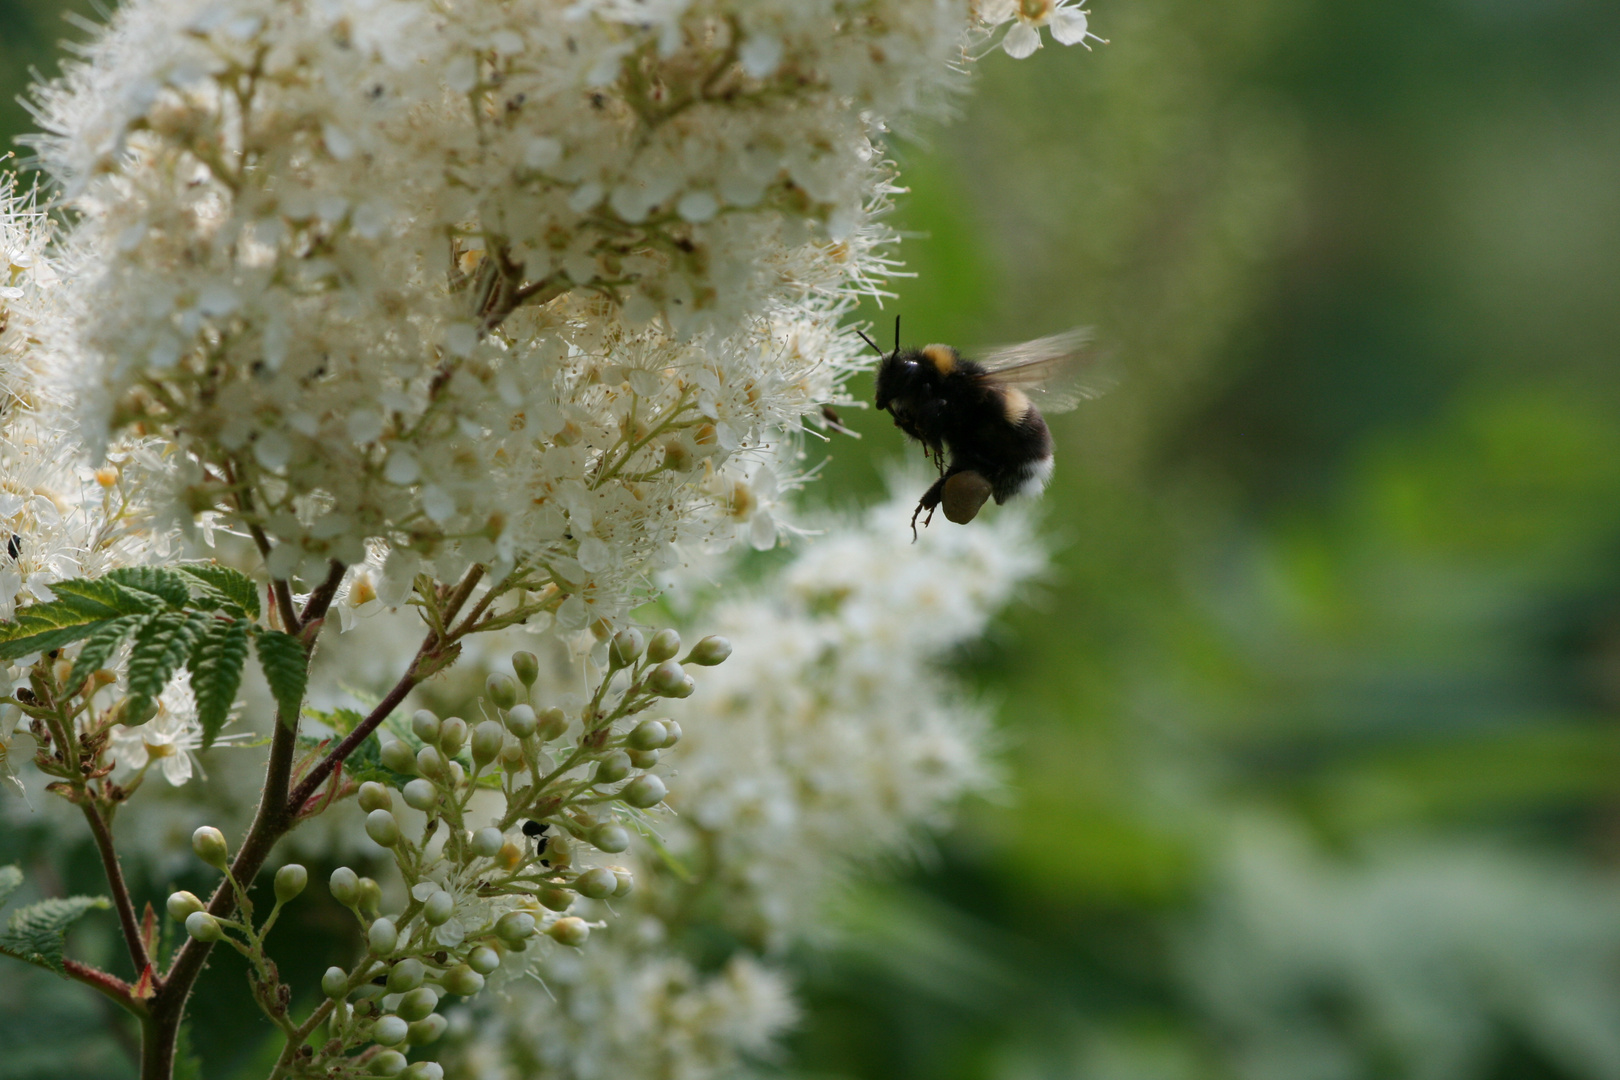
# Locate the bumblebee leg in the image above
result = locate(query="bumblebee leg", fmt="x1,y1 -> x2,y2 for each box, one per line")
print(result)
911,476 -> 947,542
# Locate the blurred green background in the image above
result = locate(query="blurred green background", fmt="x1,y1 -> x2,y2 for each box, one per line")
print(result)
8,0 -> 1620,1077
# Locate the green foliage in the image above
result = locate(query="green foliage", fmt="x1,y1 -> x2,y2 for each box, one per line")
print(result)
176,563 -> 262,621
190,619 -> 251,749
254,630 -> 308,726
0,562 -> 268,745
125,611 -> 206,720
0,865 -> 108,975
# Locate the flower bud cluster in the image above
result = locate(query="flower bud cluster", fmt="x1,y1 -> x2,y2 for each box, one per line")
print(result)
276,634 -> 722,1073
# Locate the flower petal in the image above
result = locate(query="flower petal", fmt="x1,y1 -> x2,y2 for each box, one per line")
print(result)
1051,8 -> 1092,45
1002,23 -> 1042,59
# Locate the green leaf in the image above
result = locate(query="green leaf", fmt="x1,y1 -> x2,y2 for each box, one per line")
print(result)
0,869 -> 109,976
254,630 -> 308,726
104,566 -> 192,609
66,613 -> 148,694
176,563 -> 261,620
190,618 -> 249,749
41,578 -> 160,620
0,894 -> 111,974
0,616 -> 116,661
126,611 -> 204,719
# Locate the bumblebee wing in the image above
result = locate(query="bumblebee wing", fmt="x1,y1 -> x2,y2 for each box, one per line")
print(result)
974,327 -> 1113,414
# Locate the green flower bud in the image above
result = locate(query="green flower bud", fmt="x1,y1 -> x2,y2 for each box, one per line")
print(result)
687,635 -> 732,666
397,986 -> 439,1023
495,911 -> 536,943
379,739 -> 417,774
574,867 -> 618,900
627,719 -> 667,751
415,745 -> 445,777
647,660 -> 686,696
191,825 -> 229,869
321,966 -> 348,999
329,867 -> 360,906
594,751 -> 631,784
423,890 -> 455,926
447,759 -> 466,789
185,911 -> 222,942
589,823 -> 630,853
274,864 -> 308,903
628,747 -> 660,769
371,1049 -> 408,1076
646,628 -> 681,663
622,774 -> 667,808
438,716 -> 467,756
386,957 -> 425,993
548,916 -> 590,947
537,707 -> 568,741
486,673 -> 519,709
365,809 -> 401,847
609,627 -> 645,668
410,709 -> 441,744
358,781 -> 393,812
442,963 -> 484,997
669,674 -> 696,698
357,878 -> 383,917
511,650 -> 540,687
467,946 -> 501,975
504,704 -> 538,738
500,733 -> 526,770
167,890 -> 205,923
471,826 -> 505,857
402,778 -> 438,811
661,719 -> 683,747
372,1014 -> 409,1046
610,866 -> 635,897
368,918 -> 398,955
470,720 -> 505,765
403,1059 -> 444,1079
405,1015 -> 448,1048
539,887 -> 573,912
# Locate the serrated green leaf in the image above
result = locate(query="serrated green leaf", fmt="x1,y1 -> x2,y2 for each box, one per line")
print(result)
190,618 -> 249,749
176,563 -> 261,620
126,611 -> 204,718
0,617 -> 115,661
46,578 -> 161,619
66,613 -> 149,694
0,894 -> 110,974
254,630 -> 308,727
0,866 -> 21,909
104,566 -> 192,609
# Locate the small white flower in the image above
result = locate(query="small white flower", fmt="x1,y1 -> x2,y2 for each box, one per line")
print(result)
110,680 -> 241,787
995,0 -> 1103,58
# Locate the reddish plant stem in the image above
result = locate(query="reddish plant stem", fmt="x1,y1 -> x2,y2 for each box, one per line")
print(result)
80,793 -> 150,979
138,558 -> 349,1079
63,957 -> 142,1013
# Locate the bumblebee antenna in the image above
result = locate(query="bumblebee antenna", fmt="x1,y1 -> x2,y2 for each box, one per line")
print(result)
892,315 -> 901,359
855,328 -> 884,357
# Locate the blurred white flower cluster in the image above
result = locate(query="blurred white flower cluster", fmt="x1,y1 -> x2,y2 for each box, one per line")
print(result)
0,173 -> 167,620
451,485 -> 1043,1078
18,0 -> 1063,628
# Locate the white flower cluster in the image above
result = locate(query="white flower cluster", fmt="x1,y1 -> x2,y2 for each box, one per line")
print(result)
456,483 -> 1043,1076
20,0 -> 1082,626
0,174 -> 167,620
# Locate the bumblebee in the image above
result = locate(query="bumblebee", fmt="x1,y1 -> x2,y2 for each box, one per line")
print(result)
866,321 -> 1105,538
